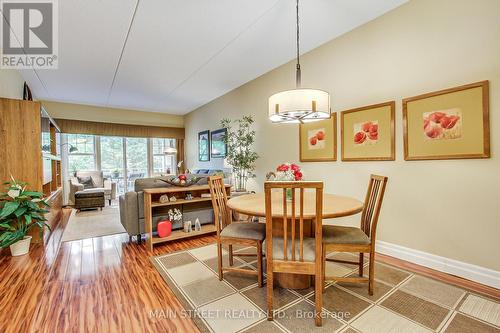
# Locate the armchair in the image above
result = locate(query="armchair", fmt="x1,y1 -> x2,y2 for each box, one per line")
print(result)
69,171 -> 117,205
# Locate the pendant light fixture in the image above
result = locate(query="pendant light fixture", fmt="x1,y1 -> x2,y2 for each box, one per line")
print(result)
268,0 -> 331,124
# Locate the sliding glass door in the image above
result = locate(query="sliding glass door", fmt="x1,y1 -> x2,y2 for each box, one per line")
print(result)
125,138 -> 148,192
100,136 -> 126,194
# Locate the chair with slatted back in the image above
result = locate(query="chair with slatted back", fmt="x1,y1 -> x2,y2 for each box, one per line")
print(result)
322,174 -> 388,295
264,181 -> 324,327
208,176 -> 266,287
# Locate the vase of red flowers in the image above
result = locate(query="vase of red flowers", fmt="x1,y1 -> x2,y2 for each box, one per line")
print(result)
268,163 -> 303,201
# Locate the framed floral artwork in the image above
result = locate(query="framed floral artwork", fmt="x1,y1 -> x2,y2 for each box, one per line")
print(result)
299,114 -> 337,162
198,130 -> 210,161
211,128 -> 227,158
403,81 -> 490,160
341,101 -> 395,161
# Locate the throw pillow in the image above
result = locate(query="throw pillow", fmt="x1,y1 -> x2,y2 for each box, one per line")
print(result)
77,176 -> 94,189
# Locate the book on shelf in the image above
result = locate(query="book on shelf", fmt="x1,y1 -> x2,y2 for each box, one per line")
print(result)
200,193 -> 212,198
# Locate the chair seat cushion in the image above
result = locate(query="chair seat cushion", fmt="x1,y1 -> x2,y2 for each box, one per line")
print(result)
220,222 -> 266,241
263,237 -> 316,262
322,225 -> 370,245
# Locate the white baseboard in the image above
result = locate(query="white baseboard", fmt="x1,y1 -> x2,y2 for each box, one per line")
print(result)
375,240 -> 500,290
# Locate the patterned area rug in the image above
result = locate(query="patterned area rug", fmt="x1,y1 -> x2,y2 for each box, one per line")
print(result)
151,244 -> 500,333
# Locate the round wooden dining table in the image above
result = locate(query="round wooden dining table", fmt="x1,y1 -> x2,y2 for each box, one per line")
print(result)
227,192 -> 364,289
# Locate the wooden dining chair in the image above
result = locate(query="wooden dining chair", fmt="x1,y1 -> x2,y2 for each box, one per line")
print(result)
322,174 -> 388,295
265,181 -> 324,327
208,176 -> 266,287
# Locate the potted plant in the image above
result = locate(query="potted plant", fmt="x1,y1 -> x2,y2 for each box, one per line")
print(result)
0,178 -> 50,256
221,115 -> 259,192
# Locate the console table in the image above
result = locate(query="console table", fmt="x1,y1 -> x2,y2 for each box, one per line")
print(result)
143,184 -> 231,251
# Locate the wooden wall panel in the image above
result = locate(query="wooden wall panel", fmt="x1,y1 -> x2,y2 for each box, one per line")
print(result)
0,98 -> 43,191
55,118 -> 185,139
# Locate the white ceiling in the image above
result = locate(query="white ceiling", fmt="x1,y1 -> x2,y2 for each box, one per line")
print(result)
17,0 -> 407,115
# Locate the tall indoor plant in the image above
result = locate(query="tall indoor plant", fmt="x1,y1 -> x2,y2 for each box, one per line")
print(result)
221,115 -> 259,192
0,178 -> 50,256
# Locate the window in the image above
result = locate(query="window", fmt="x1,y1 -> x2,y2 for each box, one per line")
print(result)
63,134 -> 177,194
152,138 -> 176,176
67,134 -> 96,174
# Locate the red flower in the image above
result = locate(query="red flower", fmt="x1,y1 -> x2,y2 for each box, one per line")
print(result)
424,117 -> 431,130
277,164 -> 289,172
309,135 -> 318,146
178,174 -> 187,181
294,171 -> 303,181
368,123 -> 378,133
354,131 -> 367,144
440,115 -> 460,129
425,126 -> 443,138
361,122 -> 373,133
290,164 -> 300,172
429,112 -> 446,123
368,131 -> 378,140
316,130 -> 325,141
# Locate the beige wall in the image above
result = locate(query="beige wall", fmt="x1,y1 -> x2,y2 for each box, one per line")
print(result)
0,70 -> 24,99
42,100 -> 184,128
185,0 -> 500,271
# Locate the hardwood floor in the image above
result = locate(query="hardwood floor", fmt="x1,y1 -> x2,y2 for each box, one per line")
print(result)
0,208 -> 498,333
0,208 -> 215,333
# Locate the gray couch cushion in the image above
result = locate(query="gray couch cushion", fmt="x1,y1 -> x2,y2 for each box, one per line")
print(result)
263,237 -> 316,262
220,222 -> 266,241
322,225 -> 370,245
134,176 -> 172,193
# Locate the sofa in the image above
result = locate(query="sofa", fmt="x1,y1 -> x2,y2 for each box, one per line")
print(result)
119,172 -> 230,242
69,171 -> 117,206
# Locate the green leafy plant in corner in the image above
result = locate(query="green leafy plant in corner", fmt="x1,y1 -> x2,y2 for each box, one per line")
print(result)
221,115 -> 259,192
0,177 -> 51,248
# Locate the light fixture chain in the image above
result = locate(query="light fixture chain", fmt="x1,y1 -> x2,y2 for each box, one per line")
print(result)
296,0 -> 301,87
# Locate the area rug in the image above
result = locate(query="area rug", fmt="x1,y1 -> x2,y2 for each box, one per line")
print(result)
151,244 -> 500,333
61,205 -> 126,242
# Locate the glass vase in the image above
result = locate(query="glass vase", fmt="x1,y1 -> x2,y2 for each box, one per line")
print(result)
234,173 -> 247,192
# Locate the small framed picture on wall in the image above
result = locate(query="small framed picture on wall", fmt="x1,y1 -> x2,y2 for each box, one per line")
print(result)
341,101 -> 395,161
299,114 -> 337,162
211,128 -> 227,158
403,81 -> 490,160
198,130 -> 210,161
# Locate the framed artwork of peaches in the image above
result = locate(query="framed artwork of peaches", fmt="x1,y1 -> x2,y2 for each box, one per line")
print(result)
299,114 -> 337,162
403,81 -> 490,160
341,101 -> 395,161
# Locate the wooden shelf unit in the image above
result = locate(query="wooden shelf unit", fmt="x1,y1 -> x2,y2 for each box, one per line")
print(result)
143,184 -> 231,251
151,224 -> 217,244
151,197 -> 212,207
0,98 -> 63,244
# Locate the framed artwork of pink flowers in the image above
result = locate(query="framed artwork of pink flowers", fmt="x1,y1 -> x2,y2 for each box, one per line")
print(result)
341,101 -> 395,161
403,81 -> 490,160
299,114 -> 337,162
